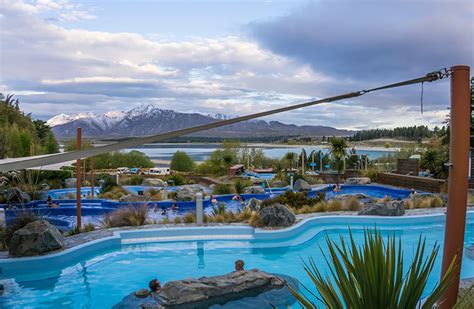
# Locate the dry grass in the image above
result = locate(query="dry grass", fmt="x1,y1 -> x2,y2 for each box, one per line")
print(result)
326,199 -> 343,212
145,188 -> 163,201
160,217 -> 171,224
344,196 -> 362,211
248,211 -> 264,227
183,213 -> 196,224
405,195 -> 445,209
173,217 -> 182,224
101,205 -> 149,228
468,194 -> 474,204
99,186 -> 129,200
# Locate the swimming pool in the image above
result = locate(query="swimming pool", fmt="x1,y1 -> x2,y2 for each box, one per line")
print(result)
1,213 -> 473,308
310,184 -> 415,200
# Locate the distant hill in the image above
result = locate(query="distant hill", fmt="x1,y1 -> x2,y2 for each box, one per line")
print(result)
48,104 -> 353,139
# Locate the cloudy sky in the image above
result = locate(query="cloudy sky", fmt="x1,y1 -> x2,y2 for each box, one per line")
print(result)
0,0 -> 472,130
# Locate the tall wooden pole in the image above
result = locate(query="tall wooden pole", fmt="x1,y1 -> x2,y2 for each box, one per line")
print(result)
440,65 -> 470,308
76,128 -> 82,228
90,156 -> 95,199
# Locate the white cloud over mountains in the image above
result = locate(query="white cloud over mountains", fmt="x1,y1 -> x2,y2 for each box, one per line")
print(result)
1,0 -> 470,129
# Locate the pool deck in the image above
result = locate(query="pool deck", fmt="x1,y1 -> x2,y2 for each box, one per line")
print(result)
1,205 -> 473,260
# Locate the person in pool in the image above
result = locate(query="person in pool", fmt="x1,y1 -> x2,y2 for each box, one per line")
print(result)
46,195 -> 59,207
171,203 -> 178,211
149,279 -> 161,292
232,194 -> 242,201
211,195 -> 218,205
161,206 -> 167,215
235,259 -> 244,271
410,188 -> 417,196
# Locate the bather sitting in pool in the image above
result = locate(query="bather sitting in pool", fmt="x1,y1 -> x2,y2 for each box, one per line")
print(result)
235,259 -> 244,271
161,206 -> 167,215
232,194 -> 242,201
149,279 -> 161,292
46,196 -> 59,208
211,195 -> 218,205
171,203 -> 178,211
332,184 -> 341,193
410,188 -> 417,196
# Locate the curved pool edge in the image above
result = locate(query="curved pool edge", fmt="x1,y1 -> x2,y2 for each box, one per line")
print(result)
1,211 -> 473,278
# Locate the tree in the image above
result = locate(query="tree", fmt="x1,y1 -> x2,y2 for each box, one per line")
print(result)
329,137 -> 348,184
170,151 -> 195,172
284,152 -> 297,170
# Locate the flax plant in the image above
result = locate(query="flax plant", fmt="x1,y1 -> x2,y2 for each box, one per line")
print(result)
289,228 -> 456,308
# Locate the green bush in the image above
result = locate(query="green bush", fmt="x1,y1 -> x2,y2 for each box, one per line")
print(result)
212,184 -> 234,195
170,151 -> 195,172
265,190 -> 324,210
362,168 -> 378,182
233,179 -> 250,194
164,174 -> 187,186
100,178 -> 119,193
289,228 -> 456,308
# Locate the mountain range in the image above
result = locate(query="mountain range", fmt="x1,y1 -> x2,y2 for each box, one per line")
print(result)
47,104 -> 353,139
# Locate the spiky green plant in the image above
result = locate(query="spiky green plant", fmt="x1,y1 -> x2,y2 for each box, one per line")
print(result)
211,202 -> 227,216
289,228 -> 456,308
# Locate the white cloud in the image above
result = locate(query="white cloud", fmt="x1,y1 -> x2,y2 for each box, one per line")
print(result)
0,0 -> 453,129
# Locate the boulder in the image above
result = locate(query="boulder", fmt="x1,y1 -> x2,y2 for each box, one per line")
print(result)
175,185 -> 204,201
119,194 -> 148,202
64,178 -> 76,188
5,187 -> 31,204
143,179 -> 166,186
345,177 -> 371,185
293,179 -> 311,192
114,271 -> 294,309
243,186 -> 265,194
259,203 -> 296,227
358,200 -> 405,216
9,220 -> 64,257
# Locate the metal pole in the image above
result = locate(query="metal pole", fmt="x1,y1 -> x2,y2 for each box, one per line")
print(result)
290,175 -> 294,191
196,193 -> 203,226
440,65 -> 470,308
76,128 -> 82,228
320,155 -> 323,173
90,156 -> 94,199
312,151 -> 315,172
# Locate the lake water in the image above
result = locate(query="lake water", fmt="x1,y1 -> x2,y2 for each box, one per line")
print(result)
124,143 -> 396,163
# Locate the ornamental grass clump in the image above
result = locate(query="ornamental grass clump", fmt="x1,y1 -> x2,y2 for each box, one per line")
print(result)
101,205 -> 149,228
344,196 -> 362,211
183,213 -> 196,224
325,199 -> 342,212
289,228 -> 456,308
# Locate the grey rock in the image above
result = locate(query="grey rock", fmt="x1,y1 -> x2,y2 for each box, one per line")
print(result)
160,269 -> 286,308
259,203 -> 296,227
119,195 -> 148,202
5,187 -> 31,204
358,200 -> 405,216
293,179 -> 311,192
345,177 -> 371,185
9,220 -> 64,257
242,186 -> 265,194
175,185 -> 204,201
64,178 -> 76,188
270,180 -> 287,188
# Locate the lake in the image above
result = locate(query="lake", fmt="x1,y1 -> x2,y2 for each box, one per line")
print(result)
124,143 -> 397,165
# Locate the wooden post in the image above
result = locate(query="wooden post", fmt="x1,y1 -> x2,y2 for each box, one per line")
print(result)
90,156 -> 94,199
76,128 -> 82,228
440,65 -> 470,308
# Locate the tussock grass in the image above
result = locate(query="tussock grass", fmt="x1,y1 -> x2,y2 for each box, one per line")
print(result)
101,205 -> 149,228
326,199 -> 342,212
344,196 -> 362,211
173,217 -> 182,224
67,223 -> 96,236
183,213 -> 196,224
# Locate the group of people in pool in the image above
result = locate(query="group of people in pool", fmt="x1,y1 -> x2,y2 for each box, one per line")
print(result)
153,203 -> 179,215
148,259 -> 245,293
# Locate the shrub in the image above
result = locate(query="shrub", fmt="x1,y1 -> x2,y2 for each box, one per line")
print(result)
0,226 -> 7,250
123,175 -> 144,186
99,186 -> 128,200
326,199 -> 342,212
248,211 -> 264,227
211,202 -> 227,216
404,199 -> 415,209
160,217 -> 171,224
170,151 -> 195,172
289,228 -> 456,308
67,223 -> 96,236
468,193 -> 474,204
145,188 -> 162,201
270,191 -> 324,210
5,211 -> 40,246
233,179 -> 250,194
431,195 -> 444,208
100,178 -> 119,193
164,174 -> 187,186
173,217 -> 182,224
212,184 -> 233,195
362,168 -> 378,182
183,213 -> 196,224
344,196 -> 362,211
101,205 -> 149,228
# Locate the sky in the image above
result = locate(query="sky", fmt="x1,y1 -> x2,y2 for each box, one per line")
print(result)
0,0 -> 473,130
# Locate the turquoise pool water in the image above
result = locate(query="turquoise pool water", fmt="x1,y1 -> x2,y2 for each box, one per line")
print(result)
1,214 -> 473,308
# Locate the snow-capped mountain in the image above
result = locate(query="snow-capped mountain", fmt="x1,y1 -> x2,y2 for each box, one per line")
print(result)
48,104 -> 352,138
